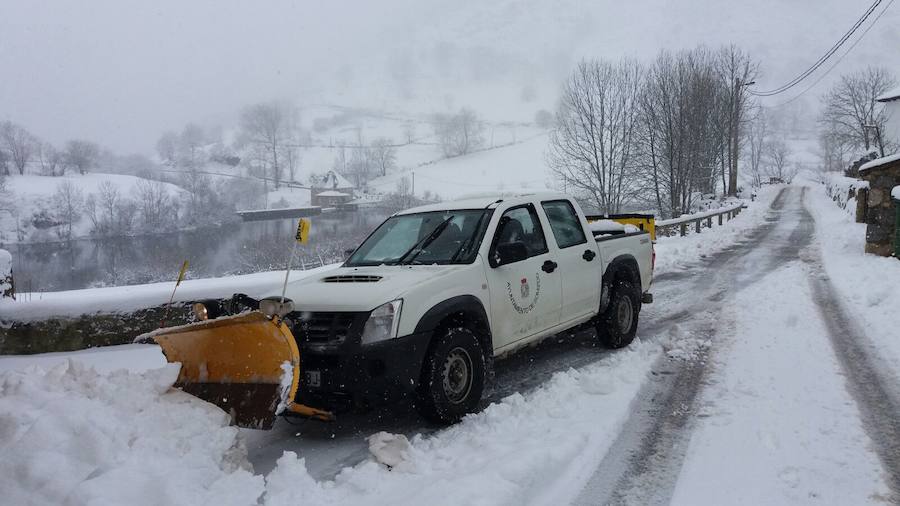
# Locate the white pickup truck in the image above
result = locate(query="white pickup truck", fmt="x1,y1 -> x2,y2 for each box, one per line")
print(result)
251,192 -> 654,423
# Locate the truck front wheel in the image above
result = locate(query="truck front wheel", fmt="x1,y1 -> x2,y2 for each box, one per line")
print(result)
416,327 -> 486,424
597,279 -> 640,349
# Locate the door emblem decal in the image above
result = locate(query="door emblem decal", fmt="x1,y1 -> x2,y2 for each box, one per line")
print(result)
507,272 -> 541,314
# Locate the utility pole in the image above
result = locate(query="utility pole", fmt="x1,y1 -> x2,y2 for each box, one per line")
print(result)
411,171 -> 415,197
730,78 -> 755,196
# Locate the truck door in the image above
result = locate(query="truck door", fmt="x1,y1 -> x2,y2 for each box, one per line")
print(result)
540,199 -> 602,325
486,204 -> 562,351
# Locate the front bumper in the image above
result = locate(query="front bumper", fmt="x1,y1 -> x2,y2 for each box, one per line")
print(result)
286,311 -> 432,412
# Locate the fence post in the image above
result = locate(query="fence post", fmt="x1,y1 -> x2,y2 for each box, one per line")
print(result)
706,216 -> 712,229
680,223 -> 686,236
718,214 -> 723,226
695,219 -> 701,234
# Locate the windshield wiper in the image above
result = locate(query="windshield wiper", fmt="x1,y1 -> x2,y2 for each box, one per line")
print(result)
449,201 -> 499,263
396,215 -> 455,265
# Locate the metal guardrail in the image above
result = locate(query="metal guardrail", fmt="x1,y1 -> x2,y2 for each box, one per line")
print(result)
655,202 -> 746,237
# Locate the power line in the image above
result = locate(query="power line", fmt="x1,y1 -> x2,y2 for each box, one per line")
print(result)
750,0 -> 885,97
771,0 -> 895,108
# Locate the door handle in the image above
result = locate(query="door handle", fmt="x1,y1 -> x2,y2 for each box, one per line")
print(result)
582,250 -> 596,261
542,260 -> 558,273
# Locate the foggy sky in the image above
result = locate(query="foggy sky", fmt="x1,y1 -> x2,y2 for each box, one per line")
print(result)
1,0 -> 898,154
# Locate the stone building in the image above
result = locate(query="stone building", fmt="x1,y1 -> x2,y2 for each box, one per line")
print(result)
858,154 -> 900,257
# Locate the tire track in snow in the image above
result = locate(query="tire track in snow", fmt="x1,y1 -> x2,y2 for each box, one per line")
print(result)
573,187 -> 807,505
802,189 -> 900,501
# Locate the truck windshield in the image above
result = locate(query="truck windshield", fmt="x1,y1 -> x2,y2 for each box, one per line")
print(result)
345,209 -> 493,266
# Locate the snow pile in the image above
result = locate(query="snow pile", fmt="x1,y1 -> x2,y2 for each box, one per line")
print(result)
0,360 -> 263,506
589,219 -> 639,234
819,171 -> 868,216
0,248 -> 11,296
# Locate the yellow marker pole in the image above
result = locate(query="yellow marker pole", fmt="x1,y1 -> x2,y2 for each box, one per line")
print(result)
281,219 -> 310,303
160,260 -> 189,327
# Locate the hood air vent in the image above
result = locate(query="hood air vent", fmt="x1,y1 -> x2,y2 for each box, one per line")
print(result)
321,275 -> 383,283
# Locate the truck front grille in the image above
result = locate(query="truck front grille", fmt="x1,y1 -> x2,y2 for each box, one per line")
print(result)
290,311 -> 366,345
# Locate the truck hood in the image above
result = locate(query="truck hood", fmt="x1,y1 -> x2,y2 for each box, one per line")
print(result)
265,264 -> 464,312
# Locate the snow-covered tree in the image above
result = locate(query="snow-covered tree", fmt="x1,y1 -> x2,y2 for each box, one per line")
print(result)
0,121 -> 36,175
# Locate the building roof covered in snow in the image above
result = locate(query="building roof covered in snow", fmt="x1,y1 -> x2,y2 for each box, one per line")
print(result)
310,170 -> 354,190
859,153 -> 900,172
876,86 -> 900,102
314,190 -> 350,197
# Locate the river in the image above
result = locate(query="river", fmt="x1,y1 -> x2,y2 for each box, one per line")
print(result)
5,210 -> 389,292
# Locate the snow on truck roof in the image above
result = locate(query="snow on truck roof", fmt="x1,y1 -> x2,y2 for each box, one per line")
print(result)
396,192 -> 569,215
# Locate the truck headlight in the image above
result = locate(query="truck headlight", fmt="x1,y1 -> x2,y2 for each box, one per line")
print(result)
259,298 -> 294,318
361,299 -> 402,345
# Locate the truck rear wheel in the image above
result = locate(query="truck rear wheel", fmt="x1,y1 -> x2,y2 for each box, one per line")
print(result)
416,327 -> 486,424
597,279 -> 640,349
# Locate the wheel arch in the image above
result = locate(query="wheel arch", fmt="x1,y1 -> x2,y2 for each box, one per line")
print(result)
601,255 -> 641,313
414,295 -> 493,354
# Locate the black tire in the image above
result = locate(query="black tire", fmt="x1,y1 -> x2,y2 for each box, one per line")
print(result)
416,326 -> 486,424
597,279 -> 640,349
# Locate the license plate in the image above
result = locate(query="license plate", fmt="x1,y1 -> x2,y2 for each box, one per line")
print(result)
305,370 -> 321,388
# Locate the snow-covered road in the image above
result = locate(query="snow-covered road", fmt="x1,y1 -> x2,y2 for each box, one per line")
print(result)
3,184 -> 899,505
576,187 -> 897,505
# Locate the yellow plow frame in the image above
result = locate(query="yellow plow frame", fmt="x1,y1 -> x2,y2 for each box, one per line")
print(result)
140,311 -> 332,429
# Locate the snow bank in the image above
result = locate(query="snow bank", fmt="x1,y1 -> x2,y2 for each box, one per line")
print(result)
804,180 -> 900,370
819,170 -> 868,216
859,152 -> 900,172
1,337 -> 660,506
0,263 -> 339,322
0,361 -> 264,506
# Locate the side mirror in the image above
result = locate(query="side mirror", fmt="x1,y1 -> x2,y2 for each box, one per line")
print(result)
493,241 -> 528,267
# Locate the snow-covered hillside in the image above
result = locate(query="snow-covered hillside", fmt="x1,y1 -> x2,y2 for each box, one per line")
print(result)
1,173 -> 186,243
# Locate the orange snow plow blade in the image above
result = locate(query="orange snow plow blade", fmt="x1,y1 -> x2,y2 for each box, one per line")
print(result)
138,311 -> 332,429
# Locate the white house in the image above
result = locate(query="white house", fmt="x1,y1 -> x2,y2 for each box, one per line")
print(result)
877,85 -> 900,148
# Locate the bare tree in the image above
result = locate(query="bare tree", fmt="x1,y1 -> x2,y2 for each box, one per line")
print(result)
64,140 -> 100,175
0,149 -> 9,176
239,101 -> 298,189
821,66 -> 897,155
178,123 -> 206,167
156,131 -> 178,164
639,48 -> 723,218
746,109 -> 768,188
716,45 -> 759,195
38,143 -> 64,176
764,138 -> 793,182
52,181 -> 84,240
433,108 -> 484,157
133,178 -> 172,230
371,137 -> 397,176
0,121 -> 36,175
548,58 -> 644,214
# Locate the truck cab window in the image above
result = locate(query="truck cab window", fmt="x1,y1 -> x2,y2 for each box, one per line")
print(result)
490,205 -> 548,265
541,200 -> 587,249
